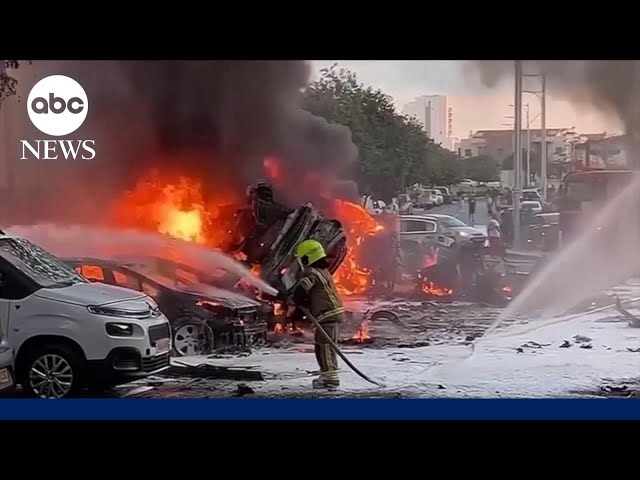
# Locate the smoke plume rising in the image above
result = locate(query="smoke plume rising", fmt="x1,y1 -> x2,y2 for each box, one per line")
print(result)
0,61 -> 359,223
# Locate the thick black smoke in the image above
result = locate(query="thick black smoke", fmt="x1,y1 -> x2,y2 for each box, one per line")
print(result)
114,60 -> 358,196
467,60 -> 640,165
4,61 -> 359,223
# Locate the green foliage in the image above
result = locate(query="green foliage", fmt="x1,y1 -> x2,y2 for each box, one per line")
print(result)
302,65 -> 463,200
1,60 -> 23,105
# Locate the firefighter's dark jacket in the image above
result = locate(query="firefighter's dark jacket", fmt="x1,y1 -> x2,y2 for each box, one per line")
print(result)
291,263 -> 346,325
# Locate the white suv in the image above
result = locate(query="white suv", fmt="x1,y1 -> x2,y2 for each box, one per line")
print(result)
0,235 -> 172,398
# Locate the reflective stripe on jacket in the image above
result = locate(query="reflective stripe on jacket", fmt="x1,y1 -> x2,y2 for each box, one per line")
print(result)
294,267 -> 346,324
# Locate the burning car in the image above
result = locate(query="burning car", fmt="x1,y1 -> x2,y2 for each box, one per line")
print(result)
63,257 -> 268,356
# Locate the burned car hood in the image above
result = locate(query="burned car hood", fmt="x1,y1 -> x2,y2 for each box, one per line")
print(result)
177,284 -> 262,310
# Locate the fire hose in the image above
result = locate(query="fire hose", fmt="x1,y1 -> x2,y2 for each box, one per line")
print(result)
298,306 -> 386,388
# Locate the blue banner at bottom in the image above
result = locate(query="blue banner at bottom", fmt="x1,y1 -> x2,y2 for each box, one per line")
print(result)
0,398 -> 638,420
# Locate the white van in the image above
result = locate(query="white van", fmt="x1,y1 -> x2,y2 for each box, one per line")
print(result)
0,234 -> 172,398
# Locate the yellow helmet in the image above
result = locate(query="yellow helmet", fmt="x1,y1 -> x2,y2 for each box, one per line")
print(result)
294,239 -> 326,266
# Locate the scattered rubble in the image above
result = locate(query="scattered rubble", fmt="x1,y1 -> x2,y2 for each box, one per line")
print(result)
167,362 -> 265,381
579,343 -> 593,349
560,340 -> 572,348
520,341 -> 551,349
235,384 -> 256,397
573,335 -> 592,343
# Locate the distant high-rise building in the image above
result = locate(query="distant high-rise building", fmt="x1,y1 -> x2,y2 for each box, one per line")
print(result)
402,95 -> 454,149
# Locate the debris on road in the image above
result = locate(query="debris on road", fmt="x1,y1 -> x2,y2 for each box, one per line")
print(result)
627,348 -> 640,353
235,384 -> 256,397
560,340 -> 572,348
124,386 -> 156,397
579,343 -> 594,349
615,296 -> 640,327
573,335 -> 592,343
167,361 -> 265,381
520,341 -> 551,349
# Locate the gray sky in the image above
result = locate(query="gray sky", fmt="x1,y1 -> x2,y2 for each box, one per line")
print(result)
310,61 -> 623,139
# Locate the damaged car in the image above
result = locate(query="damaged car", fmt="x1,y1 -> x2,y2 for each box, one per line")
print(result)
0,235 -> 171,398
64,257 -> 268,356
228,182 -> 348,297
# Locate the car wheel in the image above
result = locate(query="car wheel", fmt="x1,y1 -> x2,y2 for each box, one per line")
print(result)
20,344 -> 85,399
171,317 -> 214,357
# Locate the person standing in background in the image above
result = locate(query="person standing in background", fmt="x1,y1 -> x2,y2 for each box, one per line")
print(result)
467,193 -> 476,225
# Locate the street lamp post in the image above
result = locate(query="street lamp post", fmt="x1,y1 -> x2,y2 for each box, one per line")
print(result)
514,61 -> 523,250
524,73 -> 547,201
541,74 -> 547,201
507,105 -> 540,188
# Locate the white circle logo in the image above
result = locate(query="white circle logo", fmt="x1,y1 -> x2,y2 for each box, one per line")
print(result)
27,75 -> 88,137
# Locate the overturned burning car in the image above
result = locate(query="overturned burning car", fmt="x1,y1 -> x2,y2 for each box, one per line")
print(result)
227,182 -> 348,297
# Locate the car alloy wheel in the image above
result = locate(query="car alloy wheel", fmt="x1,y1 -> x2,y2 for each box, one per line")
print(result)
173,323 -> 212,356
29,354 -> 74,399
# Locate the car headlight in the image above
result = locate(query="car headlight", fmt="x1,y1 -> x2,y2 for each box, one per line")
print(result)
105,323 -> 134,337
459,231 -> 471,237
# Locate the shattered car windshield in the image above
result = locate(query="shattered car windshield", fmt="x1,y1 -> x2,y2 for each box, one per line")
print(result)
0,238 -> 87,288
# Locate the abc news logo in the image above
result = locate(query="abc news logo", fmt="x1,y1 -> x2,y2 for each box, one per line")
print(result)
20,75 -> 96,160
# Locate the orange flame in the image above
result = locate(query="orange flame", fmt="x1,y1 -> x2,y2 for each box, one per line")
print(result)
274,303 -> 285,316
352,320 -> 371,343
272,321 -> 303,334
111,169 -> 239,249
331,200 -> 385,296
421,281 -> 453,297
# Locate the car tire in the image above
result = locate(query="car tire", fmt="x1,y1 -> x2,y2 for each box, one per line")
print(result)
19,343 -> 86,399
171,316 -> 215,357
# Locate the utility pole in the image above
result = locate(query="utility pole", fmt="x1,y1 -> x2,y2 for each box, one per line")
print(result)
540,74 -> 547,201
514,60 -> 523,250
525,103 -> 531,187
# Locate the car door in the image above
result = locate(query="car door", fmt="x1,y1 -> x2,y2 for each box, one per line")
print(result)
0,258 -> 41,349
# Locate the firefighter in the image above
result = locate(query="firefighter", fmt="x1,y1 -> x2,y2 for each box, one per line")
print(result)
289,239 -> 345,389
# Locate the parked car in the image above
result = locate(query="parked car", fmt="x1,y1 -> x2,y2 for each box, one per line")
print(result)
113,254 -> 275,324
458,179 -> 478,188
0,339 -> 14,394
0,235 -> 172,398
521,188 -> 542,202
399,214 -> 487,248
416,190 -> 437,209
433,186 -> 452,204
429,189 -> 444,206
63,257 -> 268,357
520,200 -> 543,214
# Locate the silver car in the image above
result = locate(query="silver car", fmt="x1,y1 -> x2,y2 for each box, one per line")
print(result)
399,214 -> 487,248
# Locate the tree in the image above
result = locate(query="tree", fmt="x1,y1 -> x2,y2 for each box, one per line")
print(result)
0,61 -> 22,106
302,65 -> 459,200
